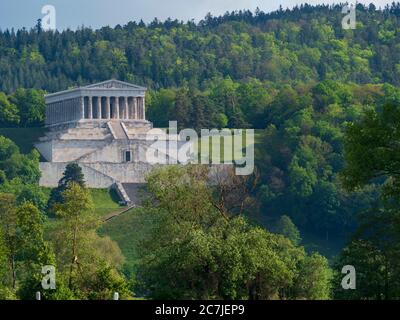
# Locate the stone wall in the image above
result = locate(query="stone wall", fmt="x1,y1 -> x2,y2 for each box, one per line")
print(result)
79,140 -> 156,164
86,162 -> 155,183
51,140 -> 108,163
39,162 -> 115,188
35,140 -> 53,162
39,161 -> 157,188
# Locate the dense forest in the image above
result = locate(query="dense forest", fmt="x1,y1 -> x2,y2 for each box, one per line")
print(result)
2,3 -> 400,92
1,3 -> 400,299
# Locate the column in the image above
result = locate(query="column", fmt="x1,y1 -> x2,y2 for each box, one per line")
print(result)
139,97 -> 143,119
140,97 -> 144,119
65,101 -> 68,122
123,96 -> 128,119
80,96 -> 85,120
62,101 -> 65,122
128,97 -> 132,119
142,96 -> 146,120
97,97 -> 102,119
134,97 -> 138,120
115,97 -> 120,119
75,98 -> 79,120
88,96 -> 93,119
88,97 -> 93,119
139,97 -> 142,119
106,97 -> 110,119
130,97 -> 135,119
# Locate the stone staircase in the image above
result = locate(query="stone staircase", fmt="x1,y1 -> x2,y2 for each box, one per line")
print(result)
108,121 -> 129,140
122,183 -> 146,206
80,164 -> 143,206
113,182 -> 131,205
40,120 -> 146,206
112,182 -> 145,206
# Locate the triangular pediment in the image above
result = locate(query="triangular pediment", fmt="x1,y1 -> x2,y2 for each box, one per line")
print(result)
84,80 -> 146,90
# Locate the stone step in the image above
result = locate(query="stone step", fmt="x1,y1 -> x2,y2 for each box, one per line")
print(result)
107,121 -> 129,140
122,183 -> 146,206
113,182 -> 131,205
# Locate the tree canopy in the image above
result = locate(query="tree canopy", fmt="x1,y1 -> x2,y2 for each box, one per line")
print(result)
135,166 -> 332,300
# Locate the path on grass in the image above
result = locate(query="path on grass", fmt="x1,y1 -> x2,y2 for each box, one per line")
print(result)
103,205 -> 136,222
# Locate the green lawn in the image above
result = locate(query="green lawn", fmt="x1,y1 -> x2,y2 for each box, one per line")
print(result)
0,127 -> 47,154
90,188 -> 124,217
41,187 -> 123,218
194,129 -> 262,163
98,208 -> 142,275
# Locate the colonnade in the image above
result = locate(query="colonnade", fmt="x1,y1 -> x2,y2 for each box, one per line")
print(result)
81,96 -> 145,120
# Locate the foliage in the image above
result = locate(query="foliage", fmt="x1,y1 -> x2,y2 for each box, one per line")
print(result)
1,5 -> 400,92
0,178 -> 48,213
0,136 -> 41,184
338,99 -> 400,299
0,194 -> 53,296
136,166 -> 332,300
254,82 -> 384,236
47,163 -> 85,213
9,89 -> 45,127
0,92 -> 19,126
50,182 -> 132,299
3,3 -> 400,299
342,102 -> 400,197
274,215 -> 302,245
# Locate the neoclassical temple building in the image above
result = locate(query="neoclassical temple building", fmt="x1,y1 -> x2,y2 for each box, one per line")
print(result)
36,79 -> 182,205
45,80 -> 146,125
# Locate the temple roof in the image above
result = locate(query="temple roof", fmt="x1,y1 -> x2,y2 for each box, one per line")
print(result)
83,79 -> 147,90
45,79 -> 147,103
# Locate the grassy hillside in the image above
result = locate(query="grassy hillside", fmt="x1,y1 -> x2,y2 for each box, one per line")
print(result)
99,206 -> 345,281
41,187 -> 123,218
90,188 -> 124,217
194,129 -> 262,163
98,208 -> 142,276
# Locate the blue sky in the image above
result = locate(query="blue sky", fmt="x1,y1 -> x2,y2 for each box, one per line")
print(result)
0,0 -> 395,30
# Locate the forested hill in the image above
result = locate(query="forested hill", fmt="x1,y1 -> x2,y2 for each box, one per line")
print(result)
2,3 -> 400,92
1,3 -> 398,238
